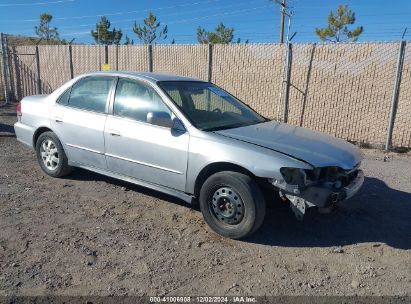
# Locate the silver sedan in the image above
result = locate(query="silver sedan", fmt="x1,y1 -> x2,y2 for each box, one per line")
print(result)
14,72 -> 364,239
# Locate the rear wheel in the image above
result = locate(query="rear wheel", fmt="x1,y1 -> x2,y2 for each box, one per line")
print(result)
199,171 -> 266,239
35,131 -> 72,177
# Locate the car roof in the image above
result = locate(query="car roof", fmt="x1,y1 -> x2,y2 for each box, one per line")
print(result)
80,71 -> 205,83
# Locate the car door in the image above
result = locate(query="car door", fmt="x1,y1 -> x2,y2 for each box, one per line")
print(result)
104,77 -> 189,192
51,76 -> 115,169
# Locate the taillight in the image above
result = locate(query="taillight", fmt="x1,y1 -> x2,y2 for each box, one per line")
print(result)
17,102 -> 22,121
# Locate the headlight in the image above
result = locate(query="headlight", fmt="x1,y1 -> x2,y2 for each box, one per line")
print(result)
270,167 -> 314,195
280,167 -> 310,187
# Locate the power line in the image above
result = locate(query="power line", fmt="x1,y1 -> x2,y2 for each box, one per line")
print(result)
0,0 -> 75,7
4,1 -> 408,44
57,4 -> 272,37
45,0 -> 261,30
0,0 -> 224,22
6,1 -> 268,36
166,5 -> 271,25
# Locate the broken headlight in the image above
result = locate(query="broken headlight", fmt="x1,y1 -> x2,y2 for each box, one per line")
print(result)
280,167 -> 310,187
321,166 -> 352,190
270,167 -> 316,195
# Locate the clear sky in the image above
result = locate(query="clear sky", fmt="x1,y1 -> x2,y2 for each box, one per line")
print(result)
0,0 -> 410,44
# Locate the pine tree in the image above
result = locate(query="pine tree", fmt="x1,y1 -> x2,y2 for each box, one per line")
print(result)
197,22 -> 245,44
91,16 -> 123,45
35,13 -> 59,42
315,5 -> 363,42
124,35 -> 134,45
133,12 -> 168,44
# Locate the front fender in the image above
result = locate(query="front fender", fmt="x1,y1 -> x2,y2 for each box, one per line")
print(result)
185,133 -> 313,194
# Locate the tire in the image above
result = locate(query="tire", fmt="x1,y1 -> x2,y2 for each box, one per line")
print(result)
35,131 -> 72,177
199,171 -> 266,239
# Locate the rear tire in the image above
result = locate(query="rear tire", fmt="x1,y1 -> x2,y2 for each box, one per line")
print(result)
199,171 -> 266,239
35,131 -> 72,177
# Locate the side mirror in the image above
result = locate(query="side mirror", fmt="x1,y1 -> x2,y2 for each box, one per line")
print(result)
147,112 -> 186,132
171,118 -> 186,132
147,111 -> 173,128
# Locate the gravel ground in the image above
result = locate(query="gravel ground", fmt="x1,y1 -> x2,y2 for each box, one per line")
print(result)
0,103 -> 410,297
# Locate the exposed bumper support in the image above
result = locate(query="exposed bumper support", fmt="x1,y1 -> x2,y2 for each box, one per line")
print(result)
284,169 -> 365,220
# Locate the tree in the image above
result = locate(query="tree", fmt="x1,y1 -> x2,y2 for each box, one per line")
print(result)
91,16 -> 123,45
35,13 -> 59,42
315,5 -> 363,42
124,35 -> 134,45
133,12 -> 168,44
197,22 -> 246,44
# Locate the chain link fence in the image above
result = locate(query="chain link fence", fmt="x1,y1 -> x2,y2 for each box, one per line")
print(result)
287,42 -> 401,148
212,44 -> 285,119
108,45 -> 148,72
392,42 -> 411,148
153,44 -> 209,80
0,53 -> 5,102
0,33 -> 10,103
9,45 -> 39,100
0,36 -> 410,149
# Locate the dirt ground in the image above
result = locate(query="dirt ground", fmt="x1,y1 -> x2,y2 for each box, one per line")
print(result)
0,102 -> 410,297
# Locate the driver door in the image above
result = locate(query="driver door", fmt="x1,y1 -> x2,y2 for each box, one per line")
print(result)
104,78 -> 189,192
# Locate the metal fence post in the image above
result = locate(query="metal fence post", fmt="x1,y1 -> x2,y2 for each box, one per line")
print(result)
104,44 -> 108,65
385,40 -> 406,151
35,45 -> 41,94
282,42 -> 292,123
115,44 -> 119,71
4,34 -> 15,101
0,33 -> 10,104
148,44 -> 153,72
68,44 -> 74,79
207,43 -> 213,82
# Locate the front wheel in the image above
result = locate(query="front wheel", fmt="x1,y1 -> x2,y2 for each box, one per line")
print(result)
199,171 -> 266,239
35,131 -> 72,177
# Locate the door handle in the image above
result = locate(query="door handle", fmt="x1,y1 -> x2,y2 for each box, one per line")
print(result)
108,130 -> 121,136
54,117 -> 63,123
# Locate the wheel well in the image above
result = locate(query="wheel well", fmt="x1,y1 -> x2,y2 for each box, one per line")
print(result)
33,127 -> 53,148
194,162 -> 256,198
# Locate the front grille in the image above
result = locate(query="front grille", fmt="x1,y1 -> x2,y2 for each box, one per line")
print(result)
317,166 -> 360,190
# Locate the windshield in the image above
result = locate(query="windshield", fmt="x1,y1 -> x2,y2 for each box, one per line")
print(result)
158,81 -> 266,131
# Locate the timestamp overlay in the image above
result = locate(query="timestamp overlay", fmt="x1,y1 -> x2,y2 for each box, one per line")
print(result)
147,296 -> 409,304
149,296 -> 255,303
0,296 -> 409,303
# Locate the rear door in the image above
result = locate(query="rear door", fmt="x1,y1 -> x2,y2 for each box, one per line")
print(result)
51,76 -> 115,169
104,77 -> 189,191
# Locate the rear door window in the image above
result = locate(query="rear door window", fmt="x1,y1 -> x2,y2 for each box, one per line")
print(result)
68,77 -> 114,113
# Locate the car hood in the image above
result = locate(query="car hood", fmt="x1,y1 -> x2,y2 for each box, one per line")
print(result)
215,120 -> 362,169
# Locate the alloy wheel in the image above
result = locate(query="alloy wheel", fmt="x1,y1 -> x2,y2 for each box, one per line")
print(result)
40,139 -> 59,171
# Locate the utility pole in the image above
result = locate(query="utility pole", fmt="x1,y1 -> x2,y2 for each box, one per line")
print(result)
275,0 -> 287,43
401,27 -> 407,40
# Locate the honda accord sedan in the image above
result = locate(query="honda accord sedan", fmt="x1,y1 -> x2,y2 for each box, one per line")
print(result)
14,72 -> 364,239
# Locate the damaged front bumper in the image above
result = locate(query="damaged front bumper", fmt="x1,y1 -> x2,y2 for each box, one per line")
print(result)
282,169 -> 365,220
344,169 -> 365,200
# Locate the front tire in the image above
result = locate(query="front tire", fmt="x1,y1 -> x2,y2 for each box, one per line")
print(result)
199,171 -> 266,239
35,131 -> 72,177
